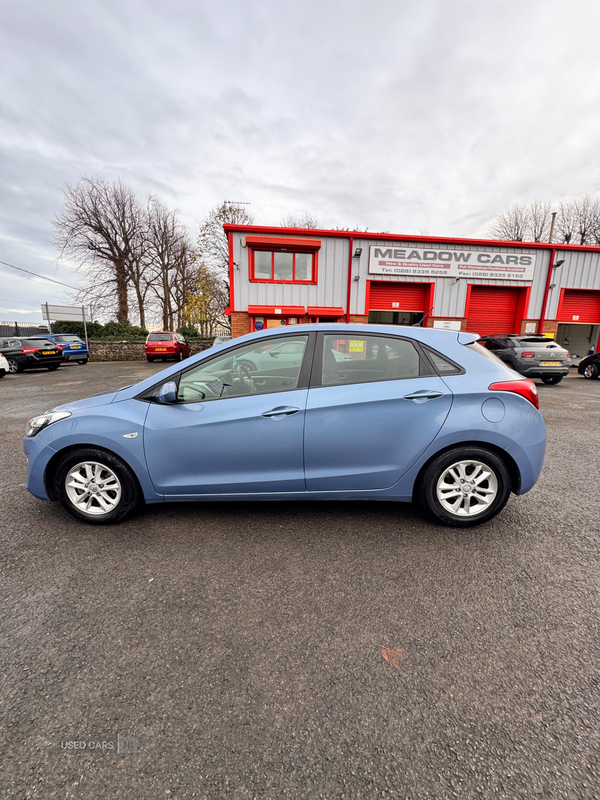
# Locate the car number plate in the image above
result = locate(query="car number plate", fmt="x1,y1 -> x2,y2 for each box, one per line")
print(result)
541,361 -> 560,366
42,350 -> 55,355
155,347 -> 167,351
70,344 -> 81,348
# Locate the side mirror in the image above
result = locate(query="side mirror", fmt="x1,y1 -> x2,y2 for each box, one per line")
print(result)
157,381 -> 178,404
270,351 -> 280,358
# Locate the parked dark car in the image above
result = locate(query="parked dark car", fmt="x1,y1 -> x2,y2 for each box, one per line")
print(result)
578,351 -> 600,379
478,335 -> 570,384
28,333 -> 88,364
145,332 -> 191,362
0,337 -> 63,373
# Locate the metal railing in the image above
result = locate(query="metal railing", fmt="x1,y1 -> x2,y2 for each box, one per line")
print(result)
0,321 -> 50,338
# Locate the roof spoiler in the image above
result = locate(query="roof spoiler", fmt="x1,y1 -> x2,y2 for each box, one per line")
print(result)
457,332 -> 480,345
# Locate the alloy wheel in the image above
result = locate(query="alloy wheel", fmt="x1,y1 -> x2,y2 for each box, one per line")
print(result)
65,461 -> 122,516
436,459 -> 498,517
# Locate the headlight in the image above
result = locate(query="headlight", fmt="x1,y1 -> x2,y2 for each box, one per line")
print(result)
25,410 -> 72,438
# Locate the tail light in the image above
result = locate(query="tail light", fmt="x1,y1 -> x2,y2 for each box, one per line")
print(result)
488,379 -> 539,409
520,351 -> 535,359
21,347 -> 39,353
566,352 -> 571,358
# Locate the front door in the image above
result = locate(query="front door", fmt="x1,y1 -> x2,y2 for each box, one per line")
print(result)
304,332 -> 453,491
144,334 -> 313,496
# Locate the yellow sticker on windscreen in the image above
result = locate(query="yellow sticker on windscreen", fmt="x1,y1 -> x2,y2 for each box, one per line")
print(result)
349,340 -> 365,352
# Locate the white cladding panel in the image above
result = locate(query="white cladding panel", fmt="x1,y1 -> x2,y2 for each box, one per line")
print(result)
232,233 -> 349,312
232,231 -> 600,321
352,239 -> 549,318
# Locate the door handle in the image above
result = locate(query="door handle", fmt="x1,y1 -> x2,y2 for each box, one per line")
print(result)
403,390 -> 444,401
261,406 -> 301,417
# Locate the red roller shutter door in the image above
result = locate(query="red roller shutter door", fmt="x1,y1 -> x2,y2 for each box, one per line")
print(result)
558,290 -> 600,323
369,282 -> 427,311
466,286 -> 520,336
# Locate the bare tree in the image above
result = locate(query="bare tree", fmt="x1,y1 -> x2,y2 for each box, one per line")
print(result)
197,201 -> 254,278
53,178 -> 145,322
488,204 -> 530,241
145,197 -> 194,330
555,201 -> 577,244
529,200 -> 553,242
279,212 -> 322,229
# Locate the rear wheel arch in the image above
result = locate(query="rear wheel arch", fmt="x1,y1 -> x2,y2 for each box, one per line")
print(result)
413,440 -> 521,502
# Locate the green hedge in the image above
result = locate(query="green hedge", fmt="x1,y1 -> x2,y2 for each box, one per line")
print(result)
51,320 -> 149,340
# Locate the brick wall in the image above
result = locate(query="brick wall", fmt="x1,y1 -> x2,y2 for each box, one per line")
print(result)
88,340 -> 214,362
231,312 -> 251,338
348,315 -> 368,325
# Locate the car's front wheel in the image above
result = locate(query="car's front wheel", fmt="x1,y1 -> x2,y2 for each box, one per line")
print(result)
583,363 -> 599,379
418,447 -> 512,527
541,375 -> 563,384
54,448 -> 141,524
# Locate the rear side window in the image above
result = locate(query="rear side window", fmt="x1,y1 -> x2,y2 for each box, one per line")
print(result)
466,342 -> 506,364
421,345 -> 463,375
321,334 -> 424,385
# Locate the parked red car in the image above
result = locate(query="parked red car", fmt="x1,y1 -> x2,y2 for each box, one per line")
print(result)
145,332 -> 191,362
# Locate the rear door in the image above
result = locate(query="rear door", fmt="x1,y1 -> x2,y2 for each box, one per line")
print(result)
303,332 -> 453,491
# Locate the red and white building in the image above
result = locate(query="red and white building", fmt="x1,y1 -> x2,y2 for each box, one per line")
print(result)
224,225 -> 600,358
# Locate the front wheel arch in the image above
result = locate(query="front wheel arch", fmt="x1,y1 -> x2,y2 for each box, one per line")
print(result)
413,440 -> 521,504
44,444 -> 143,502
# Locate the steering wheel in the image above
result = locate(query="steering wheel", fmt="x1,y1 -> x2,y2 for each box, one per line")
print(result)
235,363 -> 257,393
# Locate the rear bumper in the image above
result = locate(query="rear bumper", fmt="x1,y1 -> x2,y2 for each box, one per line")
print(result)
506,411 -> 547,495
63,351 -> 88,360
516,365 -> 570,378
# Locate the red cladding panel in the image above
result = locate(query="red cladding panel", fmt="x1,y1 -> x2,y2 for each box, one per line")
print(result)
466,286 -> 520,335
557,289 -> 600,323
368,282 -> 427,311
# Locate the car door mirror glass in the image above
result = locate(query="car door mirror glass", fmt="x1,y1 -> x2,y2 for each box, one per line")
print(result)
157,381 -> 178,404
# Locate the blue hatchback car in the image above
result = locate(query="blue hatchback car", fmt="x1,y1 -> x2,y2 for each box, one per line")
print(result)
29,333 -> 89,364
23,325 -> 546,527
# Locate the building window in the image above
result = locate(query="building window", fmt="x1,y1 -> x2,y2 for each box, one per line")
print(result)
250,250 -> 316,283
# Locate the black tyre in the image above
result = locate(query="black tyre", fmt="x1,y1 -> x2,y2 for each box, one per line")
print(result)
8,358 -> 23,374
418,446 -> 512,527
161,357 -> 167,362
178,350 -> 183,361
147,356 -> 154,362
541,375 -> 563,385
583,363 -> 599,380
78,359 -> 89,365
53,448 -> 141,525
0,369 -> 5,378
46,364 -> 60,371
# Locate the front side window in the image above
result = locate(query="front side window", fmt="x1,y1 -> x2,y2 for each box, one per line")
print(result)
321,334 -> 423,386
177,335 -> 309,402
250,249 -> 316,283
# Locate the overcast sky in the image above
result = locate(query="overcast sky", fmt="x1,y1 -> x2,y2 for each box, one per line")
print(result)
2,0 -> 600,322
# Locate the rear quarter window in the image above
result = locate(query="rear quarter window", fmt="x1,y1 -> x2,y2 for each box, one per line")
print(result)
466,342 -> 507,365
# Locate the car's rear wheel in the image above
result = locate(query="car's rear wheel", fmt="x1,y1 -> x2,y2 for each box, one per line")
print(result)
54,448 -> 141,525
8,358 -> 22,373
78,358 -> 88,365
583,363 -> 599,379
541,375 -> 563,384
46,364 -> 60,371
418,447 -> 512,527
147,356 -> 154,362
0,369 -> 5,379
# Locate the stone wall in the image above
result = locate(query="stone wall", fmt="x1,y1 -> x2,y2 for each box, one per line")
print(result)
88,339 -> 215,362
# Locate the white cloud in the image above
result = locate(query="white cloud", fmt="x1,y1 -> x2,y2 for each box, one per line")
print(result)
1,0 -> 600,320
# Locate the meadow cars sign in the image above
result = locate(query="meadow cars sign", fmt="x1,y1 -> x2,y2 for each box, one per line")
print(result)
368,246 -> 536,281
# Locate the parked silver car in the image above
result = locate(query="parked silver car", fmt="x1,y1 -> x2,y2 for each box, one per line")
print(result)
479,335 -> 570,384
